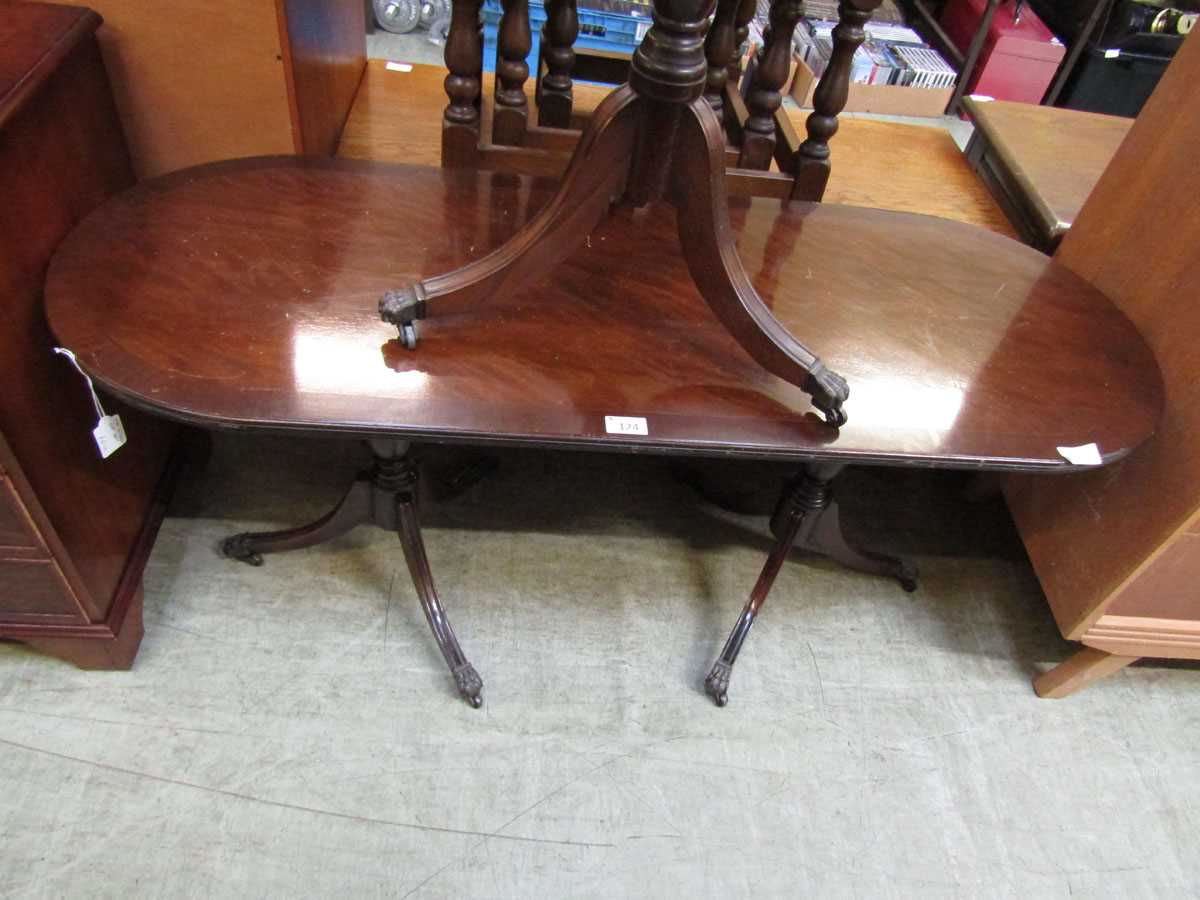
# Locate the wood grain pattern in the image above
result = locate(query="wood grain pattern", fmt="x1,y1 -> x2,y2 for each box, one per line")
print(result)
1005,33 -> 1200,642
276,0 -> 366,155
782,103 -> 1018,237
45,157 -> 1159,471
415,87 -> 639,316
338,62 -> 1015,235
963,97 -> 1129,249
673,97 -> 839,417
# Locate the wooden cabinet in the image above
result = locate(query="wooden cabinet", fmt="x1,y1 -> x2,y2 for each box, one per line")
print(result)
21,0 -> 367,178
0,2 -> 178,668
1005,32 -> 1200,697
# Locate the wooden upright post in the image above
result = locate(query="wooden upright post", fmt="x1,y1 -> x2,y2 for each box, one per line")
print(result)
738,0 -> 803,170
442,0 -> 485,166
493,0 -> 532,145
791,0 -> 879,201
538,0 -> 579,127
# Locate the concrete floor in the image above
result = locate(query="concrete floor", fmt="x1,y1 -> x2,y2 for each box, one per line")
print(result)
2,435 -> 1199,897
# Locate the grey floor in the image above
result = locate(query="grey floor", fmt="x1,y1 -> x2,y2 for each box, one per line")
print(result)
3,435 -> 1200,898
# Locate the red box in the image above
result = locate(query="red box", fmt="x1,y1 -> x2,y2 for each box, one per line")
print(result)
940,0 -> 1065,103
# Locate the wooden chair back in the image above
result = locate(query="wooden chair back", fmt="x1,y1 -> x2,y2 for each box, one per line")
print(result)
441,0 -> 881,201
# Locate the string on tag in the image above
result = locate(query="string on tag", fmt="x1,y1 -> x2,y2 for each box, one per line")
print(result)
54,347 -> 107,419
53,347 -> 127,459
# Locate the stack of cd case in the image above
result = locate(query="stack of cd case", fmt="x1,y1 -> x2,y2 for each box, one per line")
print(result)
792,19 -> 957,89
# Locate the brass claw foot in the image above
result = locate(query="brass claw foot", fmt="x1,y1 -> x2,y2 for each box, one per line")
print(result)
804,362 -> 849,428
379,283 -> 425,349
453,663 -> 484,708
705,661 -> 732,707
221,533 -> 264,566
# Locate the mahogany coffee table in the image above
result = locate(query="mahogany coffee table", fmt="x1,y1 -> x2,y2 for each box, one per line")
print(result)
44,157 -> 1162,706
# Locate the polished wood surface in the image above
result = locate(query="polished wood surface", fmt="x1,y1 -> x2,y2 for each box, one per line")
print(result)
23,0 -> 364,176
276,0 -> 367,155
336,61 -> 1017,237
1005,33 -> 1200,690
386,0 -> 854,428
46,156 -> 1159,471
0,2 -> 176,667
963,97 -> 1130,250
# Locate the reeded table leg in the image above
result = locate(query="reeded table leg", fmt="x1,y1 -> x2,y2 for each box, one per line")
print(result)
705,465 -> 833,706
705,462 -> 917,706
219,440 -> 484,708
395,485 -> 483,708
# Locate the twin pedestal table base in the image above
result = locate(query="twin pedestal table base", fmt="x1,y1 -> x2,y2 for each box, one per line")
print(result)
43,159 -> 1162,706
220,441 -> 917,707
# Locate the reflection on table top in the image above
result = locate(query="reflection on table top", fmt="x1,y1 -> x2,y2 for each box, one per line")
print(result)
45,157 -> 1162,471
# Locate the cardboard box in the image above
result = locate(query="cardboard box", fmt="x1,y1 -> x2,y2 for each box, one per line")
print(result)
789,55 -> 953,118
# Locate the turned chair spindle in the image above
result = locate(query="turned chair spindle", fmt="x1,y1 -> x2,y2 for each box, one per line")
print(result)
440,0 -> 878,202
728,0 -> 758,84
739,0 -> 803,170
792,0 -> 878,200
494,0 -> 533,145
539,0 -> 579,127
443,0 -> 485,166
704,0 -> 741,114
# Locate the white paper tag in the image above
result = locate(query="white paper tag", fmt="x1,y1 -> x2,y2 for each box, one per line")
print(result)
93,414 -> 127,459
605,415 -> 648,436
1104,48 -> 1121,59
635,21 -> 650,41
385,61 -> 413,72
54,346 -> 127,460
1057,442 -> 1102,466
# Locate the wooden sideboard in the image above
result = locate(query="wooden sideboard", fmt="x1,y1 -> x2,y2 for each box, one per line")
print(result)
19,0 -> 367,177
0,2 -> 178,667
1005,33 -> 1200,697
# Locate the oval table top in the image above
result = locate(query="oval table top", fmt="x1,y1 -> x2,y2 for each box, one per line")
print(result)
45,157 -> 1162,472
